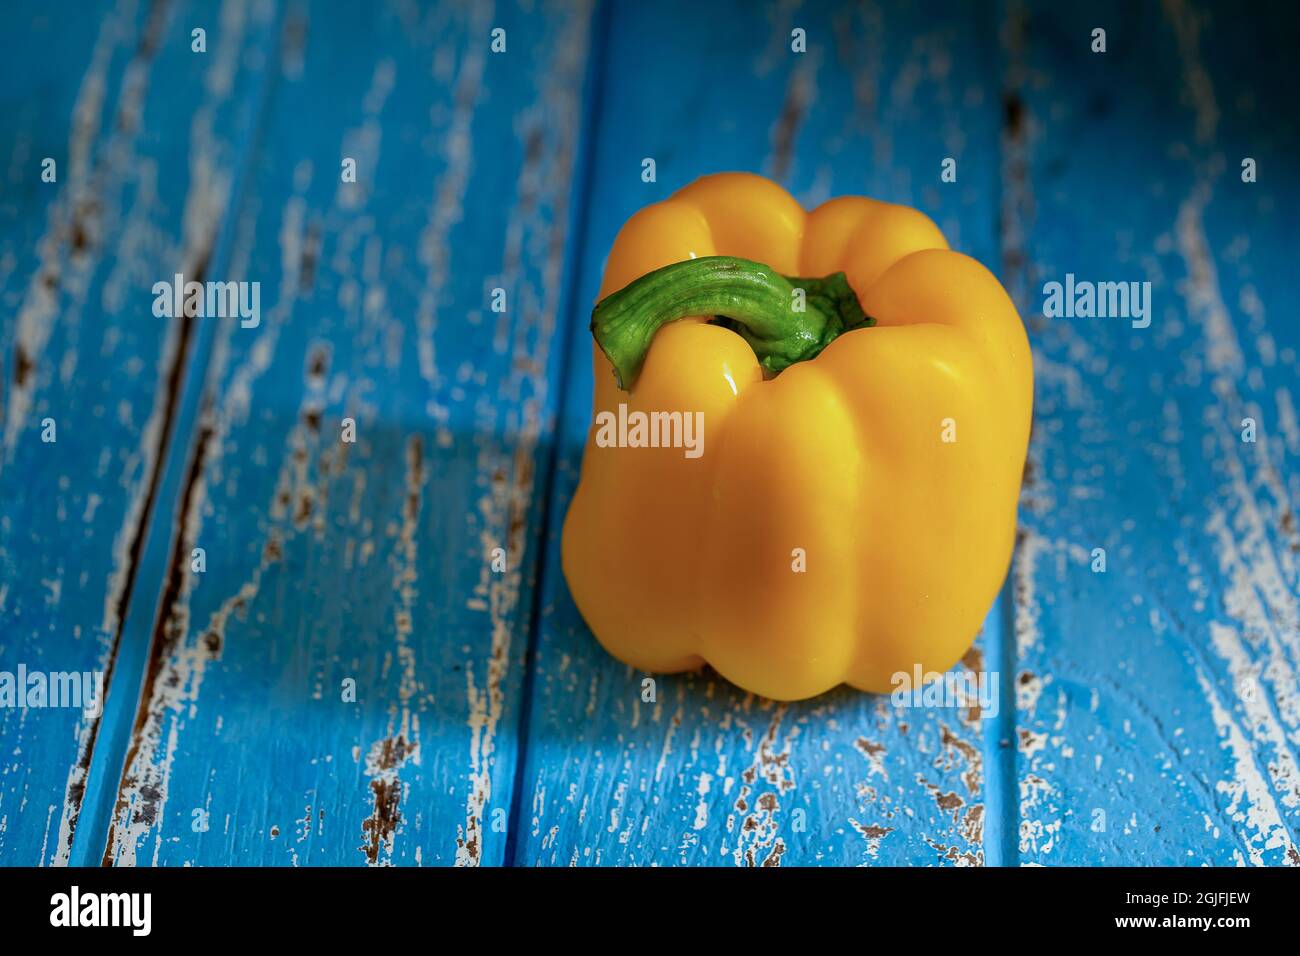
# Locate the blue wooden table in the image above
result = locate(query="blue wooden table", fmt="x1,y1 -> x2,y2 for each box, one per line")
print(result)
1,0 -> 1297,867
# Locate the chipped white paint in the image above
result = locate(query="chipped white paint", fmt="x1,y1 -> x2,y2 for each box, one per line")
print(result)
692,772 -> 713,831
108,84 -> 315,860
1,0 -> 122,460
456,0 -> 592,866
729,704 -> 794,867
1164,5 -> 1300,857
1193,667 -> 1296,864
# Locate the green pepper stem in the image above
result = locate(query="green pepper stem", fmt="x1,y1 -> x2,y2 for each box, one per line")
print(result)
590,255 -> 874,390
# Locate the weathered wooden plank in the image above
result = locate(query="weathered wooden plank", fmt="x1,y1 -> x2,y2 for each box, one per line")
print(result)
101,0 -> 596,866
13,0 -> 1287,871
1006,0 -> 1300,864
0,0 -> 278,866
512,0 -> 1007,866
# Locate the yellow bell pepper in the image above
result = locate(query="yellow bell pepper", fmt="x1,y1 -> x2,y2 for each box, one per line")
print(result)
561,172 -> 1033,700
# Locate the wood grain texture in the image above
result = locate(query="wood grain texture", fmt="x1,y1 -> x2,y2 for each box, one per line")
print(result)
0,0 -> 278,866
511,0 -> 1007,866
98,0 -> 595,866
3,0 -> 1296,868
1005,0 -> 1300,864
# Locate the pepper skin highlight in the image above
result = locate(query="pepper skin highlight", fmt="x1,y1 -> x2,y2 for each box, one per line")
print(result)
562,172 -> 1033,701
